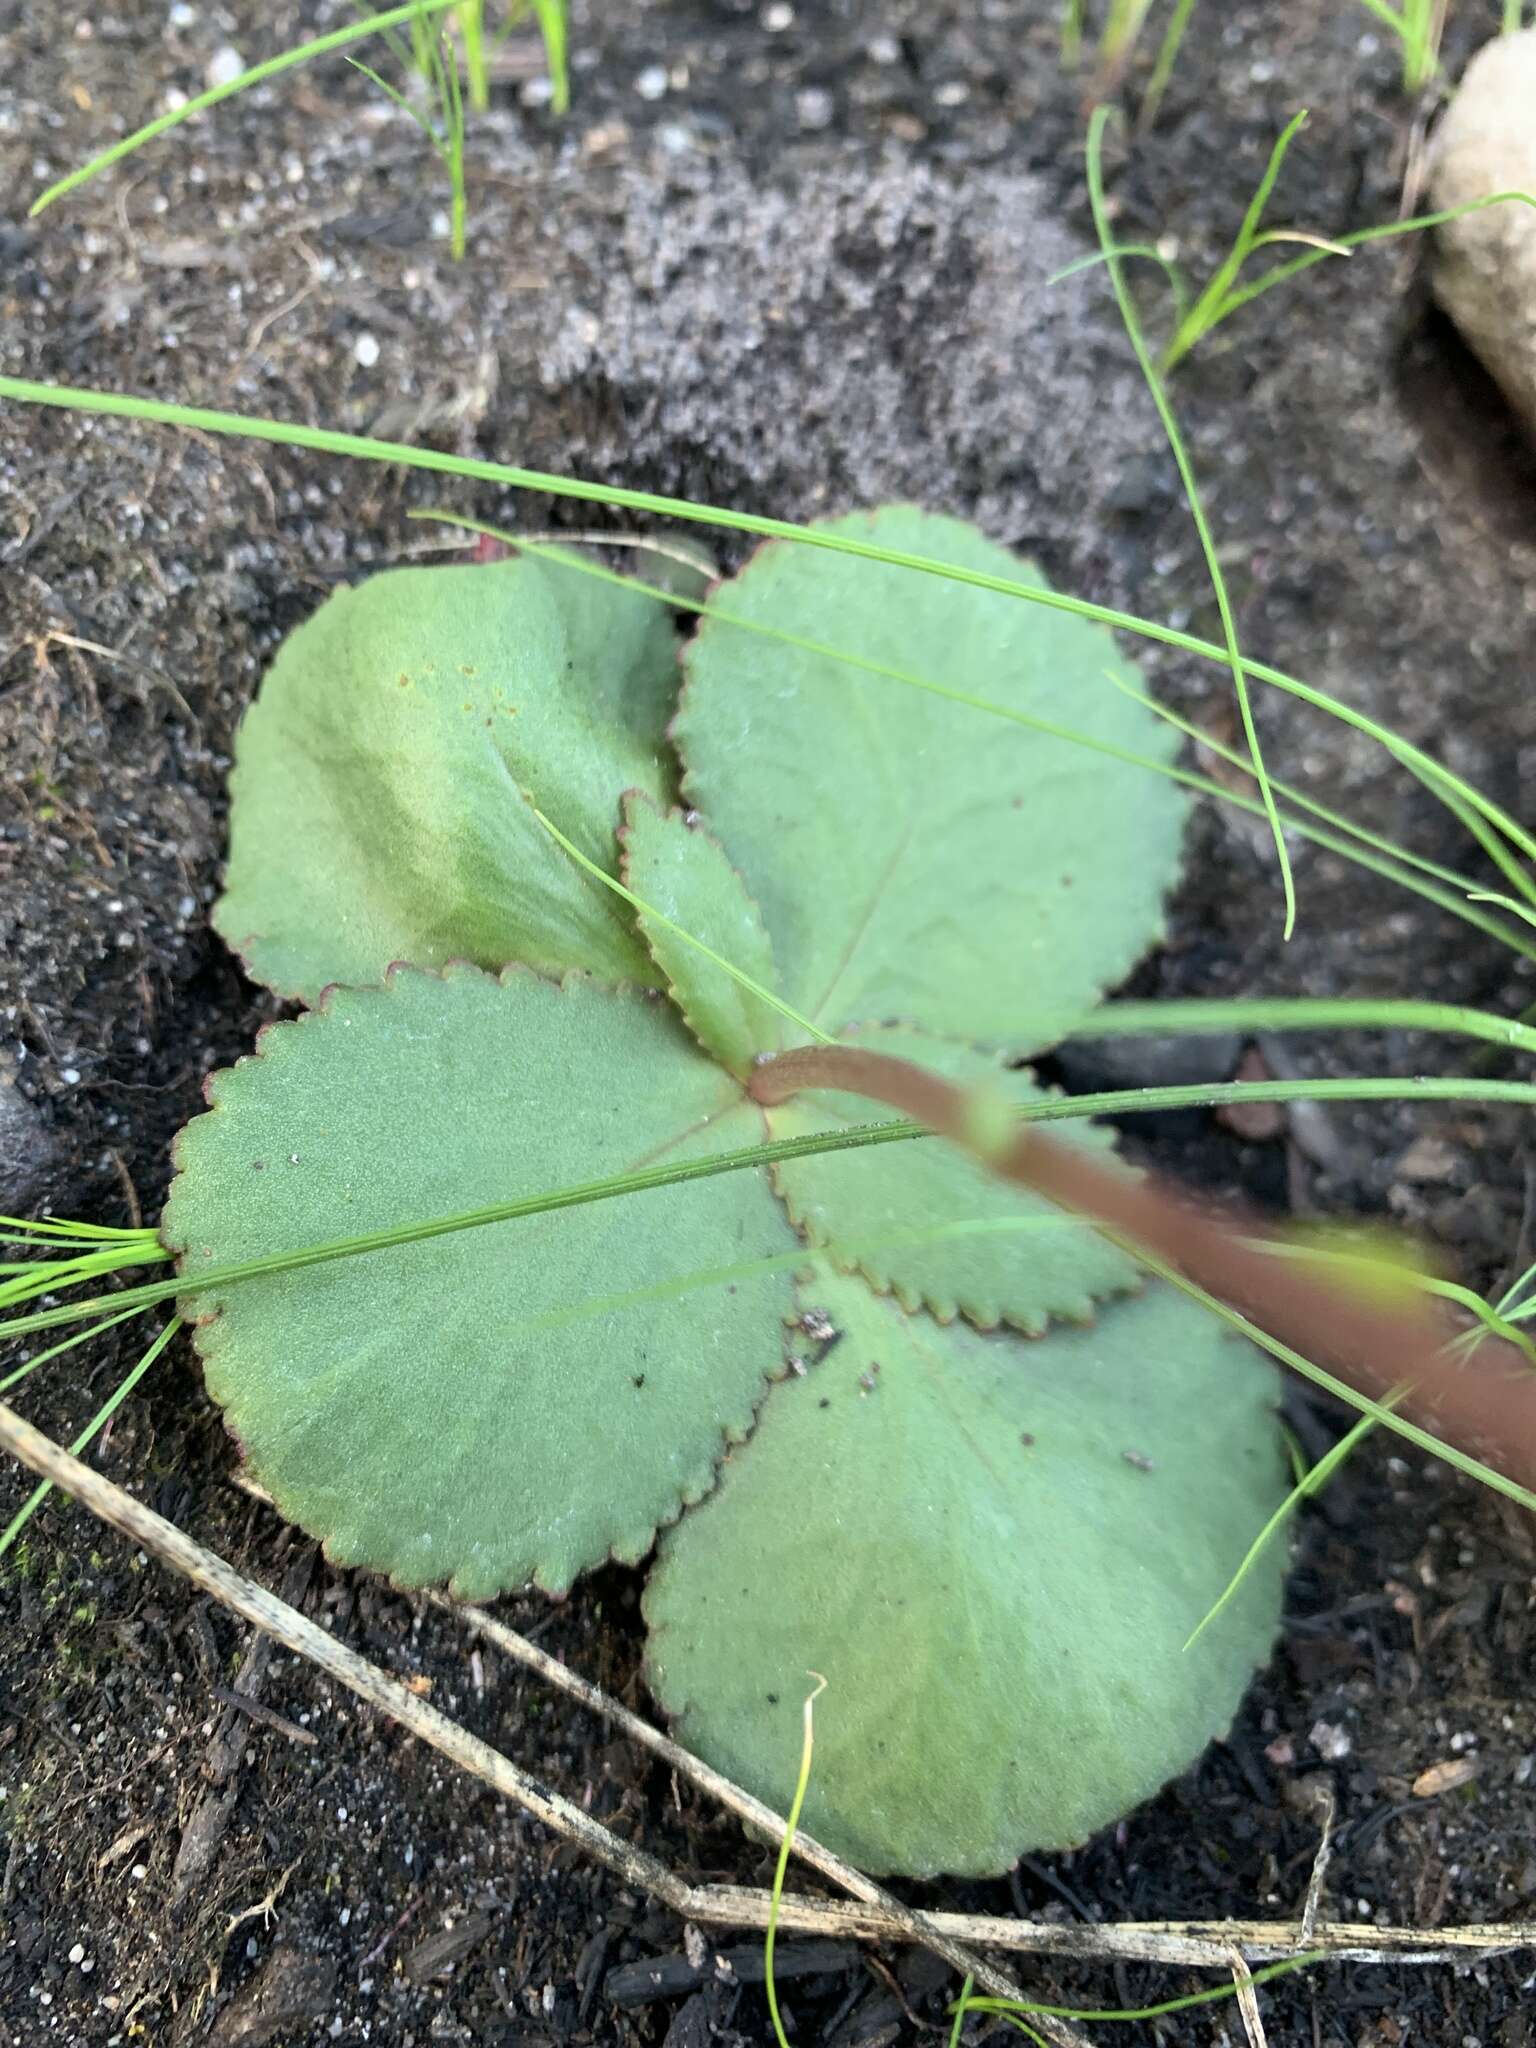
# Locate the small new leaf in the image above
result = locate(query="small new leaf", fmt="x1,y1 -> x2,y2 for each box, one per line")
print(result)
620,793 -> 787,1080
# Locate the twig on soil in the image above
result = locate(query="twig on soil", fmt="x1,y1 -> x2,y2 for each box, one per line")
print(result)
426,1589 -> 1022,2008
5,1400 -> 1532,2041
209,1683 -> 319,1747
0,1403 -> 1071,2043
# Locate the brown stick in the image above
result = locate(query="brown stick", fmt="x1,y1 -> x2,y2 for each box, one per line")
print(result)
749,1047 -> 1536,1495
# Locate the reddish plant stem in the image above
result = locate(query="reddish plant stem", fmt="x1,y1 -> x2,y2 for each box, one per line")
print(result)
750,1045 -> 1536,1495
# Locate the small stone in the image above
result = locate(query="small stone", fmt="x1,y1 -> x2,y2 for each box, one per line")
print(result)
1215,1045 -> 1285,1142
1393,1135 -> 1461,1183
353,332 -> 380,369
1412,1756 -> 1481,1798
67,1945 -> 85,1965
0,1051 -> 62,1212
796,87 -> 834,131
762,2 -> 794,28
1432,29 -> 1536,444
204,46 -> 244,91
1310,1718 -> 1352,1761
634,65 -> 668,101
1054,1030 -> 1242,1096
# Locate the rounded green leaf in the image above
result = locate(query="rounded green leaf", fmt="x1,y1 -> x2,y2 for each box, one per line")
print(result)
620,792 -> 786,1080
673,508 -> 1186,1050
767,1024 -> 1142,1332
214,556 -> 681,1003
645,1270 -> 1286,1876
162,965 -> 798,1599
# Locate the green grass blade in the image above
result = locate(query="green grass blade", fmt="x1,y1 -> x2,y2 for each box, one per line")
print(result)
0,1217 -> 160,1245
10,1073 -> 1536,1349
1141,0 -> 1200,127
437,523 -> 1536,962
0,1307 -> 153,1399
1164,109 -> 1310,369
345,57 -> 449,154
947,1978 -> 975,2048
531,0 -> 569,114
0,1316 -> 182,1560
1061,0 -> 1085,65
1185,1402 -> 1389,1649
1099,666 -> 1503,903
2,374 -> 1532,880
1085,107 -> 1297,940
959,1953 -> 1323,2025
458,0 -> 489,112
1069,993 -> 1536,1058
1126,1247 -> 1536,1514
765,1676 -> 825,2048
31,0 -> 460,215
1210,192 -> 1536,333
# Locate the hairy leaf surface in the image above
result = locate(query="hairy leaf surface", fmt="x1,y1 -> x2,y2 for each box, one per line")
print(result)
673,508 -> 1186,1048
768,1025 -> 1141,1331
163,966 -> 795,1598
620,793 -> 784,1079
215,557 -> 679,1002
645,1270 -> 1286,1875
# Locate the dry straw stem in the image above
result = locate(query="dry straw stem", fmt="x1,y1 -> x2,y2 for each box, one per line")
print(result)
0,1409 -> 1528,2029
0,1402 -> 1063,2038
1229,1948 -> 1270,2048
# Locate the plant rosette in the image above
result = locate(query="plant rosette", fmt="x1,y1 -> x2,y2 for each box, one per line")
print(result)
162,507 -> 1287,1877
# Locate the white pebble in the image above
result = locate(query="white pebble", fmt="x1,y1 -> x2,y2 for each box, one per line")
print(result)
763,2 -> 794,26
205,46 -> 244,91
634,65 -> 668,101
61,1067 -> 80,1086
169,3 -> 197,25
796,86 -> 834,130
68,1945 -> 85,1965
353,332 -> 380,369
1310,1718 -> 1352,1761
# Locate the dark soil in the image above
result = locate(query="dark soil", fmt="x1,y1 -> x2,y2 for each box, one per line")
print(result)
3,2 -> 1536,2043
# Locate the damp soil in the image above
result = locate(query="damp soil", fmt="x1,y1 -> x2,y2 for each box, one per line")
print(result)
3,2 -> 1536,2043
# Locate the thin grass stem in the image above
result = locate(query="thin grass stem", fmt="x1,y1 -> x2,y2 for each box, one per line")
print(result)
1186,1403 -> 1388,1650
0,1316 -> 182,1560
2,375 -> 1531,884
31,0 -> 461,215
9,1074 -> 1536,1351
959,1952 -> 1324,2026
1163,110 -> 1311,370
1086,107 -> 1295,938
1141,0 -> 1199,126
442,519 -> 1535,962
765,1676 -> 825,2048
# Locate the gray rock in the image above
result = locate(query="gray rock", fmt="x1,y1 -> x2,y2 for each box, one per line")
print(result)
1431,28 -> 1536,443
1052,1031 -> 1242,1096
0,1054 -> 61,1217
